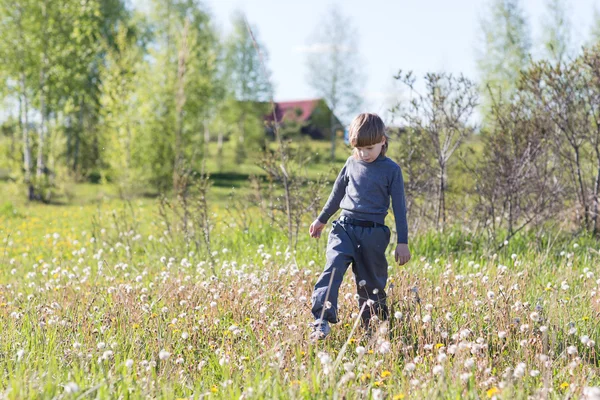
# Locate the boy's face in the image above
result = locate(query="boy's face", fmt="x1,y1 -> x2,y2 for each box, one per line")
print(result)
355,137 -> 386,163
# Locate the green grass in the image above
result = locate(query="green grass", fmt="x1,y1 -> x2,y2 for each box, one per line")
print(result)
2,135 -> 600,398
1,186 -> 600,398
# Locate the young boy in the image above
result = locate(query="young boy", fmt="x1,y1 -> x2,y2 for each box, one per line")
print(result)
309,112 -> 411,340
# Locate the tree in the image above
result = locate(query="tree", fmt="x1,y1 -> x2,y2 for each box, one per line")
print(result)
540,0 -> 573,64
223,11 -> 272,163
591,7 -> 600,44
468,88 -> 561,245
521,49 -> 600,235
137,0 -> 220,193
477,0 -> 531,115
395,72 -> 478,231
305,5 -> 364,160
98,24 -> 143,194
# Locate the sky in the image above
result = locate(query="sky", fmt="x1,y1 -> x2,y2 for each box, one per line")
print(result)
190,0 -> 600,120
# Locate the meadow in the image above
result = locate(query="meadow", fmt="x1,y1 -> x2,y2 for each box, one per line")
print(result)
1,140 -> 600,399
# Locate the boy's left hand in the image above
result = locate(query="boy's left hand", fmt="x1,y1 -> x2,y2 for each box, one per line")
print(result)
395,243 -> 411,265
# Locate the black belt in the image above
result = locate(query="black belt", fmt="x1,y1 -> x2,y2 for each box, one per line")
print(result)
338,216 -> 385,228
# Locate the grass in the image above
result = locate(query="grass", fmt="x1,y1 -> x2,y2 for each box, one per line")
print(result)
1,136 -> 600,398
1,188 -> 600,399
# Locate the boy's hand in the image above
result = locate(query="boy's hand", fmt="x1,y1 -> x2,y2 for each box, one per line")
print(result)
309,219 -> 325,238
395,243 -> 411,265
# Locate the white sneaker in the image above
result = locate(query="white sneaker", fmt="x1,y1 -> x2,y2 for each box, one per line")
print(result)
309,319 -> 331,341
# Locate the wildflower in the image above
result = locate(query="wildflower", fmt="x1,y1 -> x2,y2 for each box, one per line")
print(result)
464,358 -> 475,369
433,365 -> 443,375
437,353 -> 447,363
530,369 -> 540,377
498,331 -> 507,339
513,362 -> 526,378
486,387 -> 499,398
581,335 -> 590,345
356,346 -> 366,356
372,388 -> 383,400
460,372 -> 472,381
394,311 -> 403,319
125,359 -> 134,368
159,350 -> 171,360
378,341 -> 391,354
404,362 -> 416,372
583,387 -> 600,399
64,382 -> 79,394
530,312 -> 540,322
381,370 -> 392,378
567,346 -> 577,355
560,382 -> 569,390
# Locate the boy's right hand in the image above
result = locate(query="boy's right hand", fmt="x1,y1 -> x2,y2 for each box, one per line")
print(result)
309,219 -> 325,238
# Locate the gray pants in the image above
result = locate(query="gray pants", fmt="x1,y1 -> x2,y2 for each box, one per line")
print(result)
311,218 -> 391,325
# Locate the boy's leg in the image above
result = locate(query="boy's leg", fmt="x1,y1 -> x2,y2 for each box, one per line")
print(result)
352,225 -> 391,327
311,221 -> 354,324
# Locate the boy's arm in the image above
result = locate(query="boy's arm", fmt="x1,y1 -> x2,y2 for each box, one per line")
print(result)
317,161 -> 350,224
390,165 -> 409,244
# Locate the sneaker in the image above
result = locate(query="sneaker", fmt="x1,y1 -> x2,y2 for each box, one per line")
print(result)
309,319 -> 331,341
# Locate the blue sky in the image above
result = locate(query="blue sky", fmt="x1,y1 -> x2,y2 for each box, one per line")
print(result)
193,0 -> 600,118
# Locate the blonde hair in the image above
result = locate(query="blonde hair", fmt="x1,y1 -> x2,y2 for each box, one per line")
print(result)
348,112 -> 388,157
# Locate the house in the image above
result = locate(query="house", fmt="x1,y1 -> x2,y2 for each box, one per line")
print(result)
264,98 -> 343,140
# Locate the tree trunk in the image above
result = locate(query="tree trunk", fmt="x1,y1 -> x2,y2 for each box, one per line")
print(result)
173,18 -> 189,194
330,109 -> 336,161
204,118 -> 210,155
20,74 -> 34,200
36,0 -> 48,180
73,98 -> 83,175
592,152 -> 600,236
574,146 -> 589,229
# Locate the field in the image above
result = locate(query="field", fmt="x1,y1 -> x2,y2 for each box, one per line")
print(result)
1,140 -> 600,399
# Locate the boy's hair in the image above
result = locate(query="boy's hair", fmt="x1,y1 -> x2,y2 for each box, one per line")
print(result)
349,113 -> 389,157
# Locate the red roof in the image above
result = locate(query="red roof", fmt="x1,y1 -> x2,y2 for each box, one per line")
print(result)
265,99 -> 321,123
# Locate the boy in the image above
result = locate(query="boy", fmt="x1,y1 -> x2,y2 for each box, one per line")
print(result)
309,112 -> 411,340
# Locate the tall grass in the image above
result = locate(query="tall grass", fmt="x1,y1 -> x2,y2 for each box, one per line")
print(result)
1,198 -> 600,399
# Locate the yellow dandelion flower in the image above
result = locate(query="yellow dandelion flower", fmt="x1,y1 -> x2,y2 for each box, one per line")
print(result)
132,323 -> 140,329
560,382 -> 569,390
374,381 -> 383,387
393,395 -> 405,400
435,343 -> 444,349
210,386 -> 218,393
381,370 -> 392,378
349,338 -> 356,344
368,350 -> 374,354
486,387 -> 499,398
360,373 -> 371,381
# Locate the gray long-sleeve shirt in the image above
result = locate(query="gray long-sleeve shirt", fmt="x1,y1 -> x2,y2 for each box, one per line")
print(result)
317,154 -> 409,244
